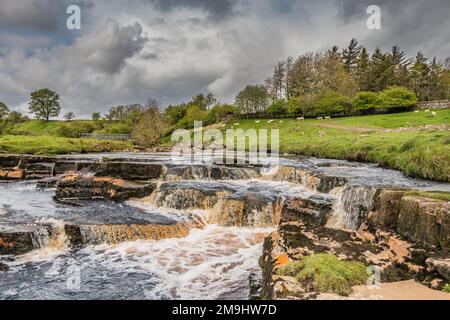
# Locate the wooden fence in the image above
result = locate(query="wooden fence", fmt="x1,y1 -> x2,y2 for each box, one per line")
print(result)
79,133 -> 134,141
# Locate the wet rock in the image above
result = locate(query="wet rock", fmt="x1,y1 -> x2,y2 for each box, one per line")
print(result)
210,192 -> 281,227
426,253 -> 450,281
248,272 -> 262,300
0,261 -> 9,271
209,166 -> 259,180
36,176 -> 60,189
65,222 -> 190,246
164,165 -> 209,181
339,186 -> 378,230
94,162 -> 165,180
0,169 -> 25,180
368,189 -> 406,230
280,195 -> 333,226
397,196 -> 450,249
0,154 -> 21,168
0,222 -> 53,255
54,161 -> 79,174
55,174 -> 156,202
154,182 -> 236,210
25,163 -> 55,179
17,155 -> 56,169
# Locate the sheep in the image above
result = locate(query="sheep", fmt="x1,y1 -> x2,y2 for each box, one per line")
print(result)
317,117 -> 324,120
431,111 -> 437,117
233,123 -> 240,126
254,120 -> 260,124
279,120 -> 284,123
414,110 -> 420,113
325,116 -> 331,120
267,120 -> 275,124
296,117 -> 305,121
425,109 -> 430,112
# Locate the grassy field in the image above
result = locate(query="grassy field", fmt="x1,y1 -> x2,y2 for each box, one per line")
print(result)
225,110 -> 450,182
5,120 -> 94,136
0,135 -> 132,155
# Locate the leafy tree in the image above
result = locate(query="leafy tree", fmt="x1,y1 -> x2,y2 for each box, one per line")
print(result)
191,93 -> 217,110
355,47 -> 370,91
132,104 -> 167,146
0,102 -> 9,120
165,104 -> 187,125
235,85 -> 269,114
210,104 -> 236,122
28,88 -> 60,121
267,99 -> 287,116
7,111 -> 28,124
353,92 -> 382,114
92,112 -> 101,121
64,112 -> 75,122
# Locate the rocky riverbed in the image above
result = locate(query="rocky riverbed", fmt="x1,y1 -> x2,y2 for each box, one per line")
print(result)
0,153 -> 449,300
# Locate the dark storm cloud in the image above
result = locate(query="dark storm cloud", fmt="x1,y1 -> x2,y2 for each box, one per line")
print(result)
149,0 -> 237,19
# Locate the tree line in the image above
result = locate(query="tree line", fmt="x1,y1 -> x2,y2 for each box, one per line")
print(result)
235,39 -> 449,116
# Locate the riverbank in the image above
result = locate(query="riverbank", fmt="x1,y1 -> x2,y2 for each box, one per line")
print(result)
226,110 -> 450,182
0,135 -> 132,155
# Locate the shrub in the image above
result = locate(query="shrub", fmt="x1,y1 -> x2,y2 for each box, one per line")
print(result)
267,99 -> 287,116
56,122 -> 97,138
353,92 -> 382,114
380,86 -> 417,109
312,90 -> 352,116
210,104 -> 237,122
276,253 -> 368,296
444,284 -> 450,294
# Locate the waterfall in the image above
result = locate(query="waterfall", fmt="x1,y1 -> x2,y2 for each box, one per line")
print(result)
327,186 -> 377,230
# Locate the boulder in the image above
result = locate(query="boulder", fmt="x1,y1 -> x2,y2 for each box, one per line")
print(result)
426,253 -> 450,281
0,169 -> 25,180
0,154 -> 21,168
94,162 -> 165,180
397,196 -> 450,249
65,222 -> 190,246
55,174 -> 156,202
0,222 -> 52,255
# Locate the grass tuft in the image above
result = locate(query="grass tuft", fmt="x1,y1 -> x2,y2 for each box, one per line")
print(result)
276,253 -> 368,296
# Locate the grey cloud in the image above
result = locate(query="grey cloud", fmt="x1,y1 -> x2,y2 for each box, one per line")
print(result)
149,0 -> 237,19
74,19 -> 148,74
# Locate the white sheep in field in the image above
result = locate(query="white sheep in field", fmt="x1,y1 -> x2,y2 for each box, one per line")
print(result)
279,120 -> 284,123
267,120 -> 275,124
254,120 -> 260,124
233,123 -> 240,126
297,117 -> 305,121
317,117 -> 324,120
425,109 -> 430,112
325,116 -> 331,120
414,110 -> 420,113
431,112 -> 437,117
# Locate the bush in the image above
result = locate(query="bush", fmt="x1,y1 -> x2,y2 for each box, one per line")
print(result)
311,90 -> 352,116
267,99 -> 287,116
56,122 -> 97,138
353,92 -> 382,114
380,86 -> 417,109
210,104 -> 237,122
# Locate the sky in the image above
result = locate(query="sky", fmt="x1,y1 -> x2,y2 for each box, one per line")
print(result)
0,0 -> 449,118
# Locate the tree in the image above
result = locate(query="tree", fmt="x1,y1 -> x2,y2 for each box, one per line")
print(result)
165,104 -> 187,125
28,88 -> 60,121
342,39 -> 362,74
64,112 -> 75,122
0,102 -> 9,120
191,93 -> 217,110
235,85 -> 269,114
132,104 -> 167,146
410,52 -> 430,100
92,112 -> 101,121
267,99 -> 287,116
7,111 -> 28,124
355,47 -> 370,91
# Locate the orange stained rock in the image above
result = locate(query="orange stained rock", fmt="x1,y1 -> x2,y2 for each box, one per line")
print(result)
276,253 -> 289,267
